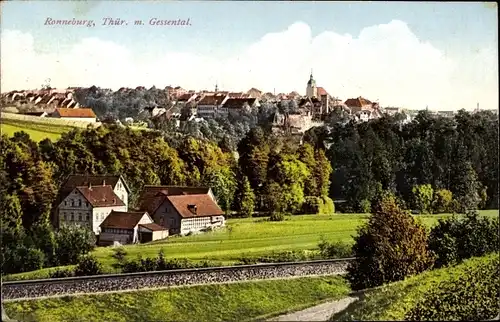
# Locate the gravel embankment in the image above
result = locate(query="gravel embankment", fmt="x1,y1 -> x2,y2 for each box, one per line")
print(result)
3,259 -> 352,301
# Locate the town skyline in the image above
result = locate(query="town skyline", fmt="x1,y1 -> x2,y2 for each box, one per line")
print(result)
1,1 -> 498,111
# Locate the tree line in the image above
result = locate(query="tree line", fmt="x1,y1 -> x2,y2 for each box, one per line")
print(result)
0,108 -> 498,275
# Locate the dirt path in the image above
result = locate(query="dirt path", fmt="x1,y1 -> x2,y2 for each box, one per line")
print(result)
268,296 -> 358,321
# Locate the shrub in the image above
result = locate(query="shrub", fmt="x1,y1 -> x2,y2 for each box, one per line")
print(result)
432,189 -> 454,213
319,196 -> 335,215
111,247 -> 127,262
428,211 -> 499,268
49,268 -> 75,278
318,239 -> 353,259
412,184 -> 434,214
74,255 -> 103,276
405,253 -> 500,321
269,212 -> 285,222
347,192 -> 434,291
302,196 -> 322,214
359,199 -> 371,213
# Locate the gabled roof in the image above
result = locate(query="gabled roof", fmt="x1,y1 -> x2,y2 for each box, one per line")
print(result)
76,185 -> 125,208
223,98 -> 257,109
61,174 -> 131,196
55,108 -> 96,118
177,93 -> 195,101
198,95 -> 226,106
344,97 -> 373,108
316,87 -> 328,96
167,194 -> 224,218
137,185 -> 212,214
100,211 -> 150,229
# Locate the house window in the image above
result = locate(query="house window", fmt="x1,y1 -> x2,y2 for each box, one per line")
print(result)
78,214 -> 82,221
71,199 -> 74,207
86,202 -> 89,207
70,213 -> 74,221
78,199 -> 82,207
86,215 -> 89,221
64,201 -> 67,206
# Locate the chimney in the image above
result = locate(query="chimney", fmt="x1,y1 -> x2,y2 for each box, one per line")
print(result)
88,182 -> 92,190
103,179 -> 106,186
113,198 -> 116,205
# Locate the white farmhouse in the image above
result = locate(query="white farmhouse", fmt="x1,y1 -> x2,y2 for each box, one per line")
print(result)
57,184 -> 127,234
56,174 -> 131,234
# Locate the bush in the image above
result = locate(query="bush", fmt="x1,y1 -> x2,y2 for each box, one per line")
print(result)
120,250 -> 221,273
319,196 -> 335,215
432,189 -> 454,213
74,255 -> 103,276
302,196 -> 322,214
49,268 -> 75,278
318,239 -> 353,259
347,192 -> 434,291
405,253 -> 500,321
2,245 -> 45,274
269,212 -> 285,222
359,199 -> 371,213
428,211 -> 499,268
111,247 -> 127,262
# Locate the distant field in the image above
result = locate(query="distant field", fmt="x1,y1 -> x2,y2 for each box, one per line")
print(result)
4,210 -> 497,281
1,118 -> 76,142
3,275 -> 350,322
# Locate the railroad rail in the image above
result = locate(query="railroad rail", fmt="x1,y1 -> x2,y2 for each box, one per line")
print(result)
2,258 -> 355,301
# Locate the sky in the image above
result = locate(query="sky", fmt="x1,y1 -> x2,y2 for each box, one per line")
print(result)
1,1 -> 498,110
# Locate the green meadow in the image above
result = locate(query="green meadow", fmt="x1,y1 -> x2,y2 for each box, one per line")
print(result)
4,210 -> 497,281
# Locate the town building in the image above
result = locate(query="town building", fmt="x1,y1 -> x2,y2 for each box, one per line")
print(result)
305,73 -> 332,116
195,94 -> 228,119
51,108 -> 97,123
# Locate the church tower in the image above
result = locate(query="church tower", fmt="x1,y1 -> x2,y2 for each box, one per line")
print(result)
306,70 -> 317,98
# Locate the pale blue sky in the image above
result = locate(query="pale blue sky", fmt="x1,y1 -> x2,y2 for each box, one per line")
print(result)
1,1 -> 498,110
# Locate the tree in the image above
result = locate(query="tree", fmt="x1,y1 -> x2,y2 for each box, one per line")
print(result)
411,184 -> 434,214
432,189 -> 454,213
428,211 -> 499,268
346,192 -> 434,290
233,175 -> 255,217
55,226 -> 96,265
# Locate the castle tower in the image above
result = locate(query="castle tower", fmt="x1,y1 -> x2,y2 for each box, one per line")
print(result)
306,70 -> 317,98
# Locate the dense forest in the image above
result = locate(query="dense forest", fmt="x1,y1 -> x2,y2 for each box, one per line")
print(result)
0,108 -> 498,273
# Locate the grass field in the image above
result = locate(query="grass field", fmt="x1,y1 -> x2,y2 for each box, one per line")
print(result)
3,275 -> 350,322
4,210 -> 497,281
330,252 -> 500,321
1,119 -> 76,142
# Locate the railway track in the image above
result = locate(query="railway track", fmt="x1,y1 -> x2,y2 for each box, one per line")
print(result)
2,258 -> 354,301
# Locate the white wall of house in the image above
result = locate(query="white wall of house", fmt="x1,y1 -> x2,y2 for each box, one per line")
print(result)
92,205 -> 127,234
114,179 -> 129,209
180,215 -> 225,235
58,190 -> 93,231
197,105 -> 217,118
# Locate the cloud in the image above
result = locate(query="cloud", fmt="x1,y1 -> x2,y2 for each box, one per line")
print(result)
1,20 -> 498,110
